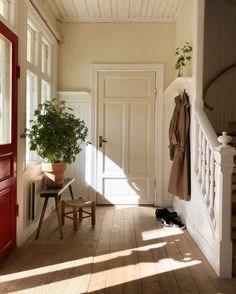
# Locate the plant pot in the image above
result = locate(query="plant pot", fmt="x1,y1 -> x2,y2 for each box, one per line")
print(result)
42,162 -> 67,188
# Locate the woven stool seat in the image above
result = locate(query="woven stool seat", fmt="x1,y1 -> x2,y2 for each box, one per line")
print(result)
61,197 -> 96,231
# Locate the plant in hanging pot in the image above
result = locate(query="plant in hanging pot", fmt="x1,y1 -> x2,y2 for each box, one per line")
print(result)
21,99 -> 88,188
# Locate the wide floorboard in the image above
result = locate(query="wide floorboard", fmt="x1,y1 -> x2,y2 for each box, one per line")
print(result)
0,206 -> 236,293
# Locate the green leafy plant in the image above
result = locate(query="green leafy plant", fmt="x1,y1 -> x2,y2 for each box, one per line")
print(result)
21,99 -> 88,164
175,42 -> 192,77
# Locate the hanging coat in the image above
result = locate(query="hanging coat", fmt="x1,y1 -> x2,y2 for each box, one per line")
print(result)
168,91 -> 191,201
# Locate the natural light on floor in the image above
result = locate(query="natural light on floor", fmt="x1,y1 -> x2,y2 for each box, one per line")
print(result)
0,230 -> 202,293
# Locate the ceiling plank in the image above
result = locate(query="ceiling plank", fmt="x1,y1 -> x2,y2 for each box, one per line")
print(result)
174,0 -> 184,19
111,0 -> 118,17
73,0 -> 90,18
99,0 -> 112,18
168,0 -> 180,18
152,0 -> 162,18
46,0 -> 61,20
158,0 -> 169,17
117,0 -> 130,18
163,0 -> 175,17
53,0 -> 68,18
61,0 -> 78,17
130,0 -> 142,18
140,0 -> 149,18
146,0 -> 156,18
86,0 -> 101,18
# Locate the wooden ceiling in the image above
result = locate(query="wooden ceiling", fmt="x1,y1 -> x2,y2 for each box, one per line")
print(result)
45,0 -> 184,23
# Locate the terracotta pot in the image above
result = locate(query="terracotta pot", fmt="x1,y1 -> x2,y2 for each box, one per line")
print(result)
42,162 -> 67,188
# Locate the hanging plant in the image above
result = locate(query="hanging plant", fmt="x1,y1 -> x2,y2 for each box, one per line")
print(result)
175,42 -> 192,77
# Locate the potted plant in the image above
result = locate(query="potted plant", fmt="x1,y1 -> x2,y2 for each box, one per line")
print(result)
175,41 -> 192,77
22,99 -> 88,188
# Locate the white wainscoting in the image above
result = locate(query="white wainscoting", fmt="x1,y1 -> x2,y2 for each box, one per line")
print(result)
58,91 -> 93,201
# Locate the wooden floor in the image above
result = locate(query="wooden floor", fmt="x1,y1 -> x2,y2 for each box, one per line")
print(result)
1,206 -> 236,293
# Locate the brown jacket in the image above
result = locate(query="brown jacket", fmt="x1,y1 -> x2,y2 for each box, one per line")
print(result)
168,91 -> 191,200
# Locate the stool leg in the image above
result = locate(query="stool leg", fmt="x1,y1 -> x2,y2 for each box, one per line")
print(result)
79,207 -> 82,221
55,197 -> 63,239
61,201 -> 65,226
35,197 -> 49,240
91,202 -> 96,227
73,206 -> 77,231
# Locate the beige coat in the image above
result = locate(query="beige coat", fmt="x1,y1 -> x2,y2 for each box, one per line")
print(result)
168,91 -> 191,200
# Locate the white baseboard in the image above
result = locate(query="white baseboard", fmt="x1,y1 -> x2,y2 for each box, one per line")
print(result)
22,205 -> 54,243
174,200 -> 218,276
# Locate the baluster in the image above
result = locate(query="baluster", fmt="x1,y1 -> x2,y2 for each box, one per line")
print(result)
209,150 -> 215,222
205,141 -> 210,205
198,127 -> 202,182
201,133 -> 206,194
194,122 -> 199,174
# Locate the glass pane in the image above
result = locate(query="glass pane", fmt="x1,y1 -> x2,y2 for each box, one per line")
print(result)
0,0 -> 9,20
26,71 -> 38,161
41,80 -> 51,103
27,25 -> 37,65
42,40 -> 51,76
0,34 -> 12,145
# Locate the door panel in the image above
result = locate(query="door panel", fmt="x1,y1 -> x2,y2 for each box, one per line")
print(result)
97,70 -> 156,204
128,103 -> 150,174
0,21 -> 18,262
0,153 -> 14,181
104,103 -> 124,174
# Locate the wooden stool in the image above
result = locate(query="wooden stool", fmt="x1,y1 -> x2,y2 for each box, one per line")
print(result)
61,198 -> 96,231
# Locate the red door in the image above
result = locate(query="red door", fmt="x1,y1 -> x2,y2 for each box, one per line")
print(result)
0,21 -> 18,262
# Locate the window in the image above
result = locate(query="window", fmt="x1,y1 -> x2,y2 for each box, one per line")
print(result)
0,0 -> 14,25
26,17 -> 54,163
0,0 -> 9,20
42,39 -> 51,76
27,25 -> 37,65
41,79 -> 51,103
26,71 -> 38,161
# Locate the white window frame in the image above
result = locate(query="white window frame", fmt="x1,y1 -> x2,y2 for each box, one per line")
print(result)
25,6 -> 57,165
0,0 -> 15,28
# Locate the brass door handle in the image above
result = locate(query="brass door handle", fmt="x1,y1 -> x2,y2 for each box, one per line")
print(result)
99,136 -> 108,147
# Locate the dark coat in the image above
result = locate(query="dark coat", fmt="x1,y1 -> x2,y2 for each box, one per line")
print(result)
168,91 -> 191,200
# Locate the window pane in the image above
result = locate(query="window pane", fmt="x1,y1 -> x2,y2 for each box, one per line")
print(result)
27,25 -> 37,65
26,71 -> 38,161
0,0 -> 9,20
42,40 -> 51,76
41,80 -> 51,103
0,34 -> 12,145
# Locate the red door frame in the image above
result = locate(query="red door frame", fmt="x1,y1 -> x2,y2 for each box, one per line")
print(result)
0,21 -> 18,262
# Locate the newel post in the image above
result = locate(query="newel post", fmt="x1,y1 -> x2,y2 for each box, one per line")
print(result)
214,132 -> 236,277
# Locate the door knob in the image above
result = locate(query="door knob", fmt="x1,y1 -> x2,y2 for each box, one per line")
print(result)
99,136 -> 108,147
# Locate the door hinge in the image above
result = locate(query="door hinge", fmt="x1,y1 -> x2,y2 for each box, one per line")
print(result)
16,204 -> 19,217
154,89 -> 157,99
16,66 -> 20,79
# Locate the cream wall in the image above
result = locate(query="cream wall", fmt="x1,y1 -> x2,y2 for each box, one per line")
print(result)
58,23 -> 176,91
175,0 -> 195,77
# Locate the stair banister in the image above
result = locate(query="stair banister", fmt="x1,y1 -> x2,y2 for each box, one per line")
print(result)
214,132 -> 236,277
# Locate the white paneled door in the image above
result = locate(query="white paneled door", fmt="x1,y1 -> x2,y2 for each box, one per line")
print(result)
97,70 -> 156,204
